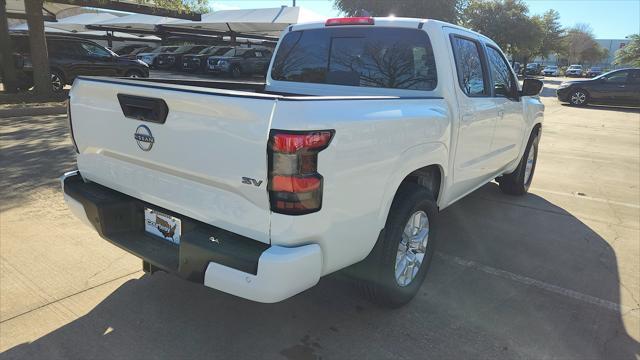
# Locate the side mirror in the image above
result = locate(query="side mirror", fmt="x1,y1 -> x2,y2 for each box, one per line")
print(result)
520,78 -> 543,96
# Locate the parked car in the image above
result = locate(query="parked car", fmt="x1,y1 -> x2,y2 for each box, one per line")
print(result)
542,65 -> 560,77
136,46 -> 178,67
586,67 -> 603,78
119,46 -> 155,60
182,46 -> 233,73
557,68 -> 640,106
565,64 -> 584,77
62,17 -> 544,307
207,47 -> 273,78
155,45 -> 208,70
524,63 -> 543,76
10,34 -> 149,92
113,44 -> 151,57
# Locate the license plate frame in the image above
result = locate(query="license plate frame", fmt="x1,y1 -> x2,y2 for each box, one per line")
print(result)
144,208 -> 181,245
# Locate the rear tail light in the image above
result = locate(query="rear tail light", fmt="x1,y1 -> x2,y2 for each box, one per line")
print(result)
268,130 -> 334,215
66,100 -> 79,154
325,17 -> 374,26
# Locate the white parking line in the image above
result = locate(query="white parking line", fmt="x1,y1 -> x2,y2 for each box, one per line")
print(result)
437,252 -> 637,315
530,188 -> 640,209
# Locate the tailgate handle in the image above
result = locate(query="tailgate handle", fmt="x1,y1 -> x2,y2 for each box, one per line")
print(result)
117,94 -> 168,124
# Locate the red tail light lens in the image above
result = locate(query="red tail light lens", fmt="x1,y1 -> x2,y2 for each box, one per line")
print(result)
272,131 -> 333,153
325,17 -> 374,26
268,130 -> 334,215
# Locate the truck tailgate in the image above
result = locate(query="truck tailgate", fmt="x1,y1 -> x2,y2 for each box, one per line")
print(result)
69,78 -> 277,243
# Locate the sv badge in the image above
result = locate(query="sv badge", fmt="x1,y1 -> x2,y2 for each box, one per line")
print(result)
242,177 -> 263,187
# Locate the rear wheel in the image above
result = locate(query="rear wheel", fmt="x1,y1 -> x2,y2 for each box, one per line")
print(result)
125,69 -> 143,78
569,89 -> 589,106
50,70 -> 64,92
498,128 -> 539,195
352,183 -> 438,308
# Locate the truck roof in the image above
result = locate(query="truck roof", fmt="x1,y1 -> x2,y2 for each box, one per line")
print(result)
289,17 -> 496,46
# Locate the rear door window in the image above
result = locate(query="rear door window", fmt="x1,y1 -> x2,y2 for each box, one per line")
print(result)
271,27 -> 437,91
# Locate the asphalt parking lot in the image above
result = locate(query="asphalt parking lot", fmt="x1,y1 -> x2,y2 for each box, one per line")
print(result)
0,78 -> 638,359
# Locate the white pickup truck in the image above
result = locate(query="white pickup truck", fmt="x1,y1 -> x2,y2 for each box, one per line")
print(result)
61,17 -> 544,307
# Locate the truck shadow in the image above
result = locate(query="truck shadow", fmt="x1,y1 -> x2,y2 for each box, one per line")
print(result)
2,184 -> 639,360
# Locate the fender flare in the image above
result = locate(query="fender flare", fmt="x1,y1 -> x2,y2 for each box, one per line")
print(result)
376,141 -> 449,228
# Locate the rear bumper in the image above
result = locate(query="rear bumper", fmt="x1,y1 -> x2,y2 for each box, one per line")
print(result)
60,170 -> 322,303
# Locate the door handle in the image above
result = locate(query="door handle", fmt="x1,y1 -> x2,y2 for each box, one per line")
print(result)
617,85 -> 626,88
461,114 -> 475,123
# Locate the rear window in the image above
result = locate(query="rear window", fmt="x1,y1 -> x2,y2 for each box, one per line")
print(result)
271,27 -> 437,91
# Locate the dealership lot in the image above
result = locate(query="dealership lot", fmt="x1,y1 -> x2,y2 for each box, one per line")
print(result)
0,79 -> 638,359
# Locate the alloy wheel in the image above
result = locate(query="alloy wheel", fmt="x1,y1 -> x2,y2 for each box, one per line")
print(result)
395,211 -> 430,287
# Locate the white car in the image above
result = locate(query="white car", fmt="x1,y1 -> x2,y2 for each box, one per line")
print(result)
565,64 -> 584,77
62,17 -> 544,307
542,66 -> 560,76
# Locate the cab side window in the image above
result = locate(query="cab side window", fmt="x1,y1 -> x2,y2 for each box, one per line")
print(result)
79,42 -> 111,58
485,46 -> 518,99
451,36 -> 488,97
48,40 -> 83,57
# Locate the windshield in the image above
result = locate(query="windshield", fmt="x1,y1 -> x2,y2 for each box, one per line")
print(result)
175,45 -> 199,53
197,46 -> 216,55
153,46 -> 177,53
212,47 -> 232,55
545,66 -> 557,69
271,27 -> 437,91
593,69 -> 621,79
569,65 -> 582,69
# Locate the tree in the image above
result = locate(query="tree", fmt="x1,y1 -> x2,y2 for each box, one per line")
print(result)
0,0 -> 18,93
614,34 -> 640,67
146,0 -> 209,13
25,0 -> 52,97
536,10 -> 564,61
564,24 -> 607,64
333,0 -> 463,23
462,0 -> 542,63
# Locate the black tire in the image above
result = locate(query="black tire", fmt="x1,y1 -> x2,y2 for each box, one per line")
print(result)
352,183 -> 438,308
125,69 -> 144,78
498,128 -> 540,196
50,70 -> 65,92
568,88 -> 589,106
230,65 -> 242,78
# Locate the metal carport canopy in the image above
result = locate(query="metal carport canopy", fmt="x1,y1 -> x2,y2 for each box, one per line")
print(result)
88,13 -> 188,33
160,6 -> 326,38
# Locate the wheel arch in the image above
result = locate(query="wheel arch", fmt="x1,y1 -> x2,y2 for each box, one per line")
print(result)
377,142 -> 448,228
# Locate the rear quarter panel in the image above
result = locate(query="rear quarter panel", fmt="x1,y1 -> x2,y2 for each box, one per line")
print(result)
270,98 -> 450,275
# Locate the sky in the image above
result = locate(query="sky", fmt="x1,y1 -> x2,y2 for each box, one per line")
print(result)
210,0 -> 640,39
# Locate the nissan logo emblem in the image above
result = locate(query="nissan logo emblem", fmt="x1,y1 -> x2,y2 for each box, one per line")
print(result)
134,125 -> 154,151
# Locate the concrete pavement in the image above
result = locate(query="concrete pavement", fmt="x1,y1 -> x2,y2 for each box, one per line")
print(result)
0,78 -> 638,359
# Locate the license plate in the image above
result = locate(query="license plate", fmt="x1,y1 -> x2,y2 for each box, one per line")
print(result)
144,208 -> 181,245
